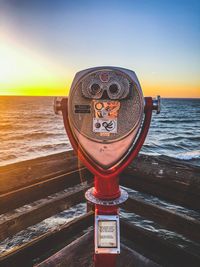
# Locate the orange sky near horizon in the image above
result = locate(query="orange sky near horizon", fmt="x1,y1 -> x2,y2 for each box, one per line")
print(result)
0,40 -> 199,98
0,1 -> 200,98
0,36 -> 199,98
1,83 -> 200,98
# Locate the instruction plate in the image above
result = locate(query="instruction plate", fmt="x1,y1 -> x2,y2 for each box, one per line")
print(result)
95,215 -> 120,254
98,220 -> 117,248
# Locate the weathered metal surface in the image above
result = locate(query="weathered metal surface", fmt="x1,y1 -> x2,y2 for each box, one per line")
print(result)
85,187 -> 128,205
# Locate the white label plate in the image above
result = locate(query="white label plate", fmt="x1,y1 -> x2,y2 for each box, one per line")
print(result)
95,215 -> 120,254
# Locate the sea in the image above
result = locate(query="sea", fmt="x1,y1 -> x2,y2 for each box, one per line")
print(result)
0,96 -> 200,167
0,96 -> 200,258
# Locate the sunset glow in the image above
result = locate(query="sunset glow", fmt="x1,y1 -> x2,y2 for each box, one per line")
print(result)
0,0 -> 199,97
0,37 -> 70,96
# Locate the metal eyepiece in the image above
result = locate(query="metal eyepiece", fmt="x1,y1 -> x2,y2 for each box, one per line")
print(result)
109,83 -> 119,95
54,97 -> 63,115
90,83 -> 102,95
152,95 -> 161,114
81,71 -> 130,100
107,82 -> 123,99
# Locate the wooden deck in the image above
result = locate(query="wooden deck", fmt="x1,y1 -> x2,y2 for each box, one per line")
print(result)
0,151 -> 199,267
36,230 -> 161,267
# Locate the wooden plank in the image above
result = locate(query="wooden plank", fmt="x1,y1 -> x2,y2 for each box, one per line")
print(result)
121,154 -> 200,211
121,173 -> 200,211
1,151 -> 199,198
121,219 -> 200,267
88,191 -> 200,243
36,230 -> 160,267
1,150 -> 199,211
121,196 -> 200,245
121,195 -> 200,243
0,212 -> 94,267
1,212 -> 199,267
0,168 -> 92,214
0,151 -> 81,194
36,230 -> 94,267
0,182 -> 92,242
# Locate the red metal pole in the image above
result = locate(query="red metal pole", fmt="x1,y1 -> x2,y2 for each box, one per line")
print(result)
94,175 -> 119,267
93,176 -> 120,200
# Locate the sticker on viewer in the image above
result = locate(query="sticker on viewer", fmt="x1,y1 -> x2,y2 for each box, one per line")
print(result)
93,101 -> 120,119
93,119 -> 117,133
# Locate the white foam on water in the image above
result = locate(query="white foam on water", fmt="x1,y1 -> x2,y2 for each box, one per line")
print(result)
171,150 -> 200,160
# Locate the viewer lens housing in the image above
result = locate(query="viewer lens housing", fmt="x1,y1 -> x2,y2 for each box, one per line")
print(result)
90,83 -> 101,95
109,84 -> 119,95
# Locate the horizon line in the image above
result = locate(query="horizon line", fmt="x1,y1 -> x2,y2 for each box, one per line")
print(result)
0,95 -> 200,99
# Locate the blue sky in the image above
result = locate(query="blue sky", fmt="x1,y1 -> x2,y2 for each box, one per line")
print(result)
0,0 -> 199,96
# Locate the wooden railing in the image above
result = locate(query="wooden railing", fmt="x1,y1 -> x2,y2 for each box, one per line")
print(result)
0,151 -> 199,267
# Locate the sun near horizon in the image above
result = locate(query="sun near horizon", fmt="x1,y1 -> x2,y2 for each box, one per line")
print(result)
0,0 -> 199,98
0,39 -> 199,98
0,42 -> 199,98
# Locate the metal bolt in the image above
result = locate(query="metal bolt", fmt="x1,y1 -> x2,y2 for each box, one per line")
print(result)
54,97 -> 63,115
152,95 -> 161,114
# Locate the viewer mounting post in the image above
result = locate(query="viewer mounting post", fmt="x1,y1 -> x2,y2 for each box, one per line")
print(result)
54,66 -> 160,267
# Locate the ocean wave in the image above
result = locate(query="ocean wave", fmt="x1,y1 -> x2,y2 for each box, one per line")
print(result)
158,119 -> 200,124
0,123 -> 16,130
14,132 -> 64,140
159,136 -> 200,142
171,150 -> 200,161
0,154 -> 17,161
27,143 -> 69,152
0,97 -> 200,167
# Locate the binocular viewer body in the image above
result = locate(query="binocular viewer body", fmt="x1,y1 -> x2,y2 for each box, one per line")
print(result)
54,66 -> 160,182
67,66 -> 147,169
54,66 -> 160,265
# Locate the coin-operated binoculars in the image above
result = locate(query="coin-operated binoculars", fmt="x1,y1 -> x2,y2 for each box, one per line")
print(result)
54,66 -> 160,267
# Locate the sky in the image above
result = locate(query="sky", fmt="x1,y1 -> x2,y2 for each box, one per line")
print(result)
0,0 -> 199,97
